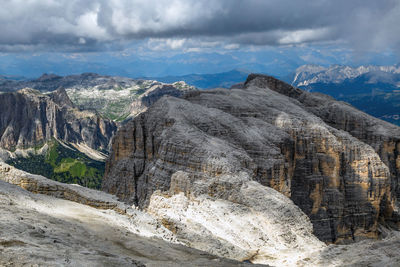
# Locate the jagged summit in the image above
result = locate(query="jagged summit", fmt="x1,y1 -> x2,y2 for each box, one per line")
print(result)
48,87 -> 75,108
245,73 -> 303,97
292,64 -> 400,87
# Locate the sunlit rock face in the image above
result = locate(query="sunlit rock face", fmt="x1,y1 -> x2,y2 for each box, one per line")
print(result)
103,74 -> 400,243
147,171 -> 325,266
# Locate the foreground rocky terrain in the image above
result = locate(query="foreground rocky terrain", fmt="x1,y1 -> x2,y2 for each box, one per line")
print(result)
1,157 -> 400,266
104,74 -> 400,246
0,162 -> 256,266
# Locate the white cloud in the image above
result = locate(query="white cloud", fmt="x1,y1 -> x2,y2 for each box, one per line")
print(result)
224,44 -> 240,50
278,28 -> 331,45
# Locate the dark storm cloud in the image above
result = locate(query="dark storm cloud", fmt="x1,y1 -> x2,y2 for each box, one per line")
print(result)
0,0 -> 399,52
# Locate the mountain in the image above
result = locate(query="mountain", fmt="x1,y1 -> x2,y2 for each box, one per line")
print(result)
147,69 -> 251,89
103,74 -> 400,248
0,73 -> 197,189
0,73 -> 196,121
0,88 -> 116,152
291,64 -> 400,126
1,74 -> 400,266
0,88 -> 117,188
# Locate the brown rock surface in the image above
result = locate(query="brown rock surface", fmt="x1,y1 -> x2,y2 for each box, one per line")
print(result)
103,74 -> 400,243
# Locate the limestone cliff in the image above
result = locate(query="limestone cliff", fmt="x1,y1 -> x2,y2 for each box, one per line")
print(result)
103,74 -> 400,243
0,88 -> 117,152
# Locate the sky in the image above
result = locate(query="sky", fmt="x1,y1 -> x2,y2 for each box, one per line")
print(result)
1,0 -> 400,78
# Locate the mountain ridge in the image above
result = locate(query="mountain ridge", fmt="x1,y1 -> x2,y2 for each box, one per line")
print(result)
145,69 -> 251,89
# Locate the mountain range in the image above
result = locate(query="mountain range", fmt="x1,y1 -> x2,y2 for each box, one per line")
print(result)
0,71 -> 400,266
147,69 -> 251,89
0,74 -> 194,189
290,64 -> 400,126
0,73 -> 195,121
1,73 -> 400,266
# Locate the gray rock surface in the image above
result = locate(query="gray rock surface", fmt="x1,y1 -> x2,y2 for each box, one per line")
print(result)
0,87 -> 117,152
103,74 -> 400,243
147,171 -> 325,265
1,156 -> 400,266
0,163 -> 259,267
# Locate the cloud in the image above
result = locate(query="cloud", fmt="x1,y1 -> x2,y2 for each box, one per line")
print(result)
0,0 -> 399,52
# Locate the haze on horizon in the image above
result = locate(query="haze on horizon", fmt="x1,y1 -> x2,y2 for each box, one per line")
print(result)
1,0 -> 400,78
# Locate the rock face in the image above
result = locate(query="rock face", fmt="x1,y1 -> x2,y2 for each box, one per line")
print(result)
103,74 -> 400,243
0,88 -> 117,152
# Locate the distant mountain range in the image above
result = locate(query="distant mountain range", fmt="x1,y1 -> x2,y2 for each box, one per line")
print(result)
2,66 -> 399,127
0,73 -> 195,188
146,69 -> 251,89
0,72 -> 195,121
290,64 -> 400,126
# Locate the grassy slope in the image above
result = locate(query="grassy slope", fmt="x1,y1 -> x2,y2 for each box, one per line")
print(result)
6,141 -> 105,189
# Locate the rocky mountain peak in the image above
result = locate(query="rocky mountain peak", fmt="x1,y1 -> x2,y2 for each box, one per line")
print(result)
48,87 -> 75,108
244,73 -> 303,97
